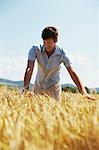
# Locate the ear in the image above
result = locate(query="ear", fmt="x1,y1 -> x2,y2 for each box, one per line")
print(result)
55,38 -> 58,43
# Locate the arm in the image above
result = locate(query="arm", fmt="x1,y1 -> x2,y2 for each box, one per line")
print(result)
66,66 -> 86,94
66,66 -> 95,100
24,60 -> 35,90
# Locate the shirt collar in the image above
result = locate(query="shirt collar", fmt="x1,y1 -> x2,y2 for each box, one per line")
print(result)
40,44 -> 61,55
40,44 -> 46,52
54,45 -> 61,55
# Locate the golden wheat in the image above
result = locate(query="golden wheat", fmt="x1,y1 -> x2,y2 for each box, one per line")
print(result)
0,85 -> 99,150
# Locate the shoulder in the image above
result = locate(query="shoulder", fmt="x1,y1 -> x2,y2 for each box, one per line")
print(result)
28,45 -> 42,56
29,45 -> 39,52
56,45 -> 66,56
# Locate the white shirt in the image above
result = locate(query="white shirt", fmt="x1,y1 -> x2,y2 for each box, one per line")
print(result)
28,44 -> 72,89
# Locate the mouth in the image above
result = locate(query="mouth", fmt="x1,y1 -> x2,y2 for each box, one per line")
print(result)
46,45 -> 51,49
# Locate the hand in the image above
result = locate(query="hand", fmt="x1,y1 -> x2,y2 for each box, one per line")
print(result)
83,93 -> 96,100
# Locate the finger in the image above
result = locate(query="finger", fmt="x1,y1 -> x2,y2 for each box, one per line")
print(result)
87,96 -> 96,100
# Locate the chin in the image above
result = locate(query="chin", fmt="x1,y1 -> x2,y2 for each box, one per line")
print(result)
46,47 -> 52,51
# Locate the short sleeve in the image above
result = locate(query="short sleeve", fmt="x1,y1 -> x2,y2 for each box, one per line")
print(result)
61,50 -> 72,67
28,46 -> 38,61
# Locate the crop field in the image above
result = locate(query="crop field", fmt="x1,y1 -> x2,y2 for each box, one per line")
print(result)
0,86 -> 99,150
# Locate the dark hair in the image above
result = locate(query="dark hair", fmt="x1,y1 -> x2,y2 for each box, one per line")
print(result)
41,26 -> 58,42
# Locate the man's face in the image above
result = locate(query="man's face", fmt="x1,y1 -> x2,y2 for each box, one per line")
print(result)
43,38 -> 56,52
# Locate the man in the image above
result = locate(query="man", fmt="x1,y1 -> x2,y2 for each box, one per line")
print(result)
23,26 -> 95,101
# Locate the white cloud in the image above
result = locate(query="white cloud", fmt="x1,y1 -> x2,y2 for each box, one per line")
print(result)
0,56 -> 38,82
61,51 -> 99,87
0,56 -> 26,80
70,52 -> 91,67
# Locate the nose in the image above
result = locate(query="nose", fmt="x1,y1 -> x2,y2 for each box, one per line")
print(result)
44,41 -> 50,44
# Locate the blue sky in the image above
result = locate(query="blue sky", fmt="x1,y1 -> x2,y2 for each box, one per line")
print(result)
0,0 -> 99,88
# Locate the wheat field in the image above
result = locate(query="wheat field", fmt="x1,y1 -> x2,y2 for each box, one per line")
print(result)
0,85 -> 99,150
